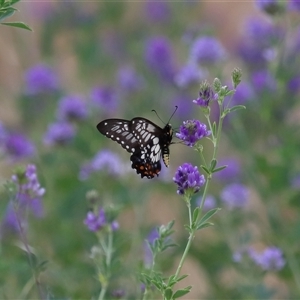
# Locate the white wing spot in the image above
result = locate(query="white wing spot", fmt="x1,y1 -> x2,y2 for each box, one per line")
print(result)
153,137 -> 159,145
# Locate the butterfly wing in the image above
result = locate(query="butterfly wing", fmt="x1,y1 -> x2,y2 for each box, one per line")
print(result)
97,117 -> 172,179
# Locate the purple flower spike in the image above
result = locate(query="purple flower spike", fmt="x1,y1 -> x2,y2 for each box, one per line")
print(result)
176,120 -> 211,147
43,122 -> 75,146
190,36 -> 226,64
117,66 -> 145,92
193,81 -> 216,107
56,95 -> 88,121
84,208 -> 106,232
173,163 -> 205,195
90,86 -> 119,113
251,247 -> 285,271
24,64 -> 59,95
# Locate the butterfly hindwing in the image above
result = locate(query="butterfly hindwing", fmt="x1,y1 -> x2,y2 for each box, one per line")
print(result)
97,117 -> 173,179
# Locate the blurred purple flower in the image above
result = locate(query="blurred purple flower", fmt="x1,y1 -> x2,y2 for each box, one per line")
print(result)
173,163 -> 205,195
251,70 -> 277,92
43,122 -> 75,146
79,150 -> 127,180
117,66 -> 145,92
251,247 -> 285,271
291,174 -> 300,189
190,36 -> 226,64
245,18 -> 284,50
237,42 -> 267,68
144,36 -> 176,81
56,95 -> 88,121
144,1 -> 170,22
231,82 -> 255,105
214,158 -> 241,182
289,0 -> 300,11
220,183 -> 249,209
255,0 -> 282,14
84,208 -> 106,232
170,94 -> 193,119
193,81 -> 216,107
288,77 -> 300,94
91,86 -> 119,113
2,164 -> 45,236
5,133 -> 35,160
176,120 -> 210,147
24,64 -> 59,95
174,62 -> 204,88
144,228 -> 159,267
197,194 -> 217,211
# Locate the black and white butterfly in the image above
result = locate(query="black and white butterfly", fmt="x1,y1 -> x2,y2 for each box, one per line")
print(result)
97,117 -> 173,179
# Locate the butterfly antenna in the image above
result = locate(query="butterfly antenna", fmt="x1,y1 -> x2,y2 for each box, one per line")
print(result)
167,105 -> 178,124
152,109 -> 165,124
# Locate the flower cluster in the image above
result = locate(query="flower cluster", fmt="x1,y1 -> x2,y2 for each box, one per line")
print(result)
173,163 -> 205,195
220,183 -> 249,209
84,208 -> 119,232
43,122 -> 75,146
193,81 -> 216,107
176,119 -> 210,147
234,246 -> 285,271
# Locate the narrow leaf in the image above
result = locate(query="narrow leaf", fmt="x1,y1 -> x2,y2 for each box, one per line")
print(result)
198,208 -> 221,225
196,222 -> 214,231
173,286 -> 192,299
164,288 -> 173,300
192,207 -> 200,224
200,165 -> 210,175
0,0 -> 5,7
176,274 -> 188,282
229,105 -> 246,113
212,165 -> 227,173
210,159 -> 217,171
0,7 -> 15,21
1,21 -> 32,31
212,121 -> 217,137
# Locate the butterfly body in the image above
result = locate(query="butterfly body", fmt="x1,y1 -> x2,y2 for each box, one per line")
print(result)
97,117 -> 173,179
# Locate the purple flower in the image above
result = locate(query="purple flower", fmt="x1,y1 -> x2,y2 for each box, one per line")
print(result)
144,36 -> 175,81
24,64 -> 59,95
144,1 -> 170,22
79,150 -> 127,180
220,183 -> 249,209
291,174 -> 300,189
90,86 -> 119,113
190,36 -> 226,64
193,81 -> 216,107
84,208 -> 106,232
173,163 -> 205,195
214,158 -> 241,182
237,41 -> 267,68
4,133 -> 35,160
174,62 -> 204,88
251,247 -> 285,271
43,122 -> 75,146
288,76 -> 300,94
111,289 -> 126,299
56,95 -> 88,121
144,228 -> 159,267
117,66 -> 145,92
251,70 -> 277,92
170,94 -> 193,119
176,120 -> 211,147
289,0 -> 300,11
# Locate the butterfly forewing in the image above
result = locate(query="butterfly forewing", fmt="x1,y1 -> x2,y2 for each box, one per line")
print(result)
97,117 -> 173,179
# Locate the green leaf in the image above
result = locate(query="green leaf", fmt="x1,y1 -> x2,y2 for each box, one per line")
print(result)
176,274 -> 188,283
0,7 -> 15,21
0,0 -> 5,7
198,208 -> 221,225
229,105 -> 246,113
212,165 -> 227,173
200,165 -> 210,175
192,207 -> 200,224
1,21 -> 32,31
164,288 -> 173,300
212,121 -> 217,137
173,286 -> 192,299
9,0 -> 21,5
196,222 -> 214,230
210,159 -> 217,171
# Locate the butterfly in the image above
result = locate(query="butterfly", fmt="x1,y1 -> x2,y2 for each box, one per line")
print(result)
97,117 -> 173,179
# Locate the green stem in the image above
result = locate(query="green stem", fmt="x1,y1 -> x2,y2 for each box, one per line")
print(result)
98,229 -> 114,300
